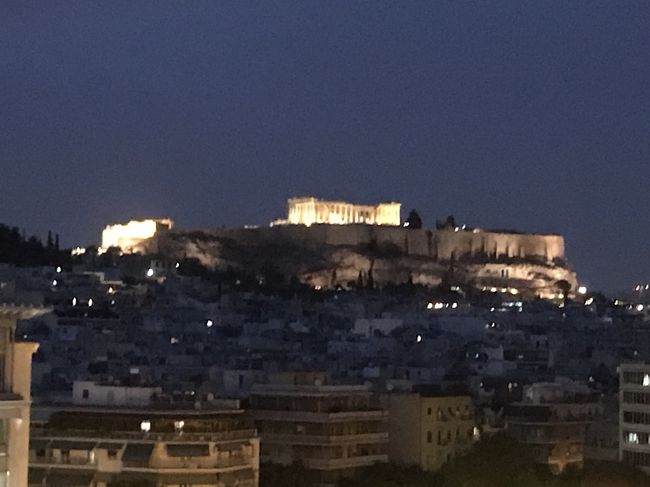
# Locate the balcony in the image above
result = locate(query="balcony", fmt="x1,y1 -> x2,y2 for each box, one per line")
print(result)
303,454 -> 388,470
253,409 -> 386,423
0,392 -> 22,401
122,456 -> 252,471
260,432 -> 388,446
31,428 -> 257,443
30,456 -> 96,468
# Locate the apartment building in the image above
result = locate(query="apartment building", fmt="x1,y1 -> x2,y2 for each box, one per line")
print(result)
29,405 -> 260,486
380,390 -> 476,471
619,362 -> 650,473
505,380 -> 601,474
0,304 -> 47,487
250,372 -> 387,486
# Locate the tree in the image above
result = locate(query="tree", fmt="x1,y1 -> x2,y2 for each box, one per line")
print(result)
439,433 -> 543,487
436,215 -> 457,230
340,463 -> 439,487
405,209 -> 423,229
260,462 -> 317,487
556,279 -> 572,308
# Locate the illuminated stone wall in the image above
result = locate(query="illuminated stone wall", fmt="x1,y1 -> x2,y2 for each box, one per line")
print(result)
192,225 -> 564,262
285,197 -> 401,226
100,218 -> 173,253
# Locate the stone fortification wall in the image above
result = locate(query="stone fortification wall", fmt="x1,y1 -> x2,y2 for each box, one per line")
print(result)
189,224 -> 564,263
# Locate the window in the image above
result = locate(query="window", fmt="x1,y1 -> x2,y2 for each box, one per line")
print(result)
437,431 -> 442,445
427,407 -> 432,416
82,389 -> 89,399
108,450 -> 118,460
427,431 -> 432,443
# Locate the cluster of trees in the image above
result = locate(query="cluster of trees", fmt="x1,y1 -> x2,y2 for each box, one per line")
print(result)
262,435 -> 650,487
0,224 -> 69,267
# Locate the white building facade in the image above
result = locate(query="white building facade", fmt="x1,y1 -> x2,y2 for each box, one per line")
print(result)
619,363 -> 650,473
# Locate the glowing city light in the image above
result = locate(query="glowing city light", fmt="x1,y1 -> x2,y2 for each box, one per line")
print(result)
56,266 -> 62,273
146,268 -> 154,277
88,298 -> 94,307
71,247 -> 86,256
416,335 -> 422,343
206,319 -> 213,328
577,286 -> 587,295
140,420 -> 151,432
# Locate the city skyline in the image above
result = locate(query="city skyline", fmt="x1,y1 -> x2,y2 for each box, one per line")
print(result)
2,2 -> 650,291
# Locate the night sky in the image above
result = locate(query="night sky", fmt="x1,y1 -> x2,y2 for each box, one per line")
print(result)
1,2 -> 649,292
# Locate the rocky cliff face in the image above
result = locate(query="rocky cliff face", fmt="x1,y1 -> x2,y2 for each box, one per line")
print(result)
152,227 -> 576,297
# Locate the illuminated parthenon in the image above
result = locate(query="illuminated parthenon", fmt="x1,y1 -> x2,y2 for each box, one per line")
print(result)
281,197 -> 401,227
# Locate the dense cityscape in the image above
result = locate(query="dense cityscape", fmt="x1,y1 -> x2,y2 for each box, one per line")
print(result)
0,198 -> 648,486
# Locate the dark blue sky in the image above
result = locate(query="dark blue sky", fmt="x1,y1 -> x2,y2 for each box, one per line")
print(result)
1,2 -> 649,291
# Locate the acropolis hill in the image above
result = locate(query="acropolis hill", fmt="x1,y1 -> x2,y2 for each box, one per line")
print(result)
101,197 -> 576,297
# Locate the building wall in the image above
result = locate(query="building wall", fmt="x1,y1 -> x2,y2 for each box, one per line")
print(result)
0,307 -> 44,487
174,225 -> 565,262
619,363 -> 650,474
381,394 -> 475,471
72,381 -> 162,407
380,394 -> 421,467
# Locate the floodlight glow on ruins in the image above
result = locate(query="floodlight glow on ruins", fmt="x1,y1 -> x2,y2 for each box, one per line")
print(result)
273,197 -> 401,226
100,218 -> 173,254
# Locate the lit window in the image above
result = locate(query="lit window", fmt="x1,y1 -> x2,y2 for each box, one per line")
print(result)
643,375 -> 650,387
140,420 -> 151,432
628,432 -> 639,444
